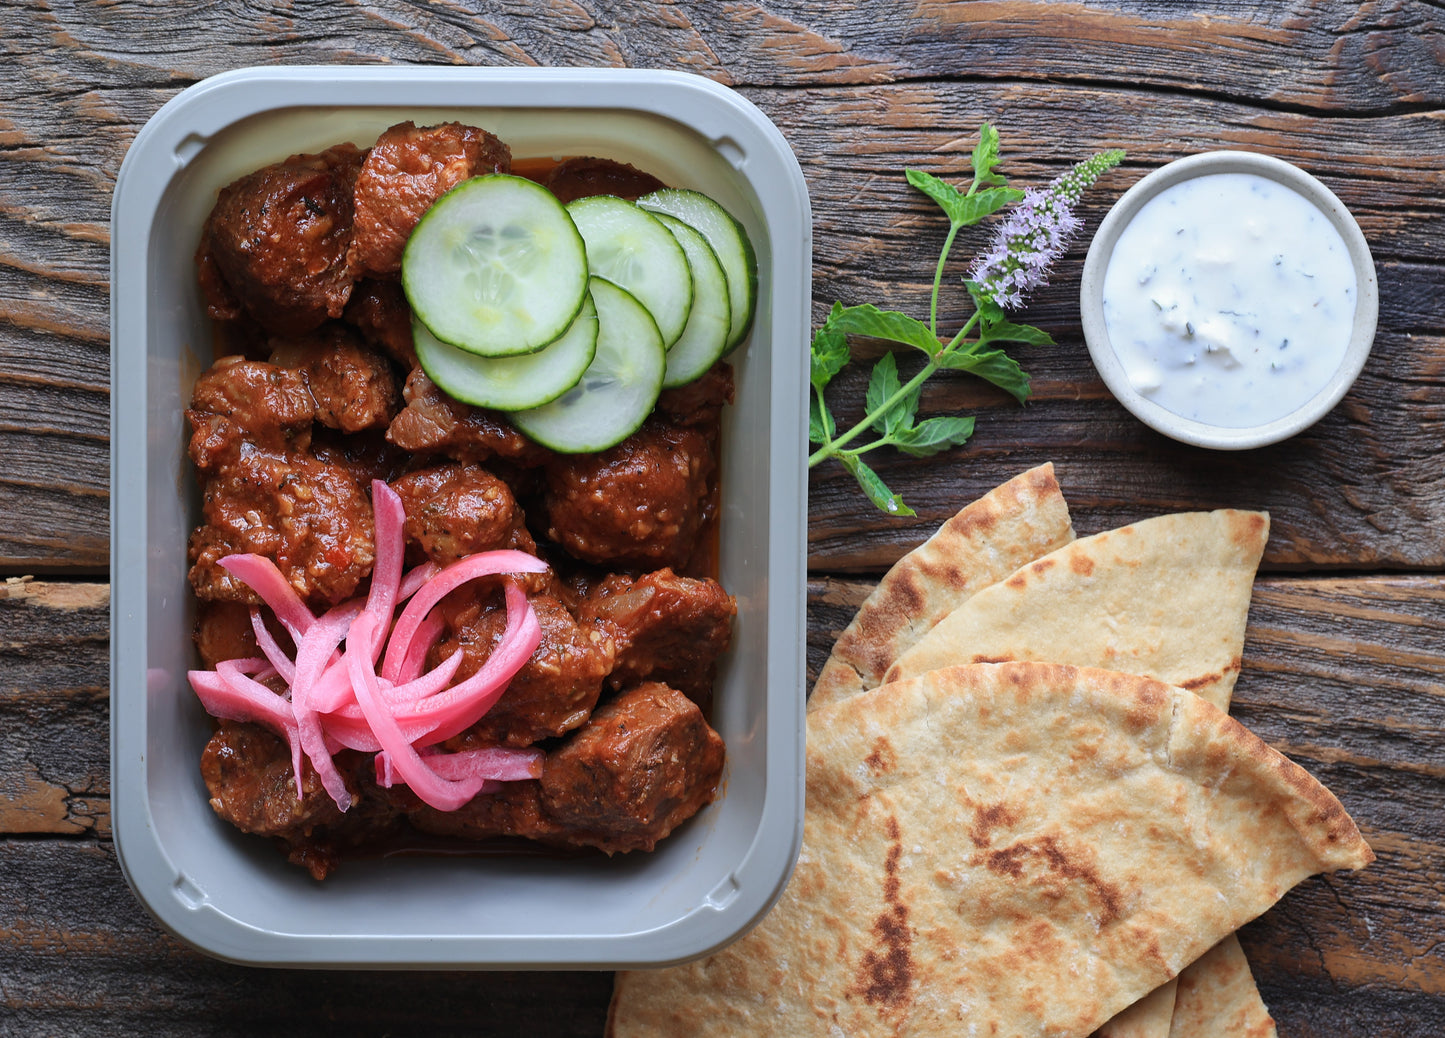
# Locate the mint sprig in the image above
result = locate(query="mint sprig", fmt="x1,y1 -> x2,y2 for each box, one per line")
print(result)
808,126 -> 1123,516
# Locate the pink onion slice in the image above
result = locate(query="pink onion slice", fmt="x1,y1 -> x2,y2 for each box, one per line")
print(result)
398,561 -> 439,604
381,549 -> 546,683
346,612 -> 486,812
383,581 -> 541,747
396,613 -> 446,685
249,607 -> 296,684
361,480 -> 406,664
306,657 -> 356,715
193,659 -> 296,732
373,745 -> 542,789
218,554 -> 315,641
194,660 -> 304,786
290,599 -> 364,809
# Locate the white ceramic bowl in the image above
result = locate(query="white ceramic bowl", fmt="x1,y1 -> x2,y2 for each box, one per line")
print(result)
1080,150 -> 1377,449
110,66 -> 809,968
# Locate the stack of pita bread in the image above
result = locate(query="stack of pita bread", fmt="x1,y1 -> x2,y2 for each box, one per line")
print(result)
609,464 -> 1371,1037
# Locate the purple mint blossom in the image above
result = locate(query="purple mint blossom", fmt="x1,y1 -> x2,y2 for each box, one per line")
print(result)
968,186 -> 1081,310
970,148 -> 1125,311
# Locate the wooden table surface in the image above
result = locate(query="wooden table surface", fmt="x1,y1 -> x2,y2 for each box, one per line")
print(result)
3,2 -> 1443,1035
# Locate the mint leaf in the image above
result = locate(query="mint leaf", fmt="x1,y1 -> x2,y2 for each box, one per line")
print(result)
892,414 -> 976,457
953,186 -> 1024,226
964,279 -> 1006,325
971,123 -> 1008,189
938,347 -> 1032,403
841,453 -> 916,517
906,171 -> 1021,228
977,319 -> 1054,348
905,169 -> 966,222
808,391 -> 835,445
810,320 -> 849,393
864,352 -> 920,435
827,303 -> 941,358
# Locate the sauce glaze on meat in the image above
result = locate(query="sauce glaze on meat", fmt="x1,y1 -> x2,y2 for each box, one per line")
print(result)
189,122 -> 734,878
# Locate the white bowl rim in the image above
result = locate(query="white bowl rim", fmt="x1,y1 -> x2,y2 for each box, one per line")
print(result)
1079,149 -> 1378,450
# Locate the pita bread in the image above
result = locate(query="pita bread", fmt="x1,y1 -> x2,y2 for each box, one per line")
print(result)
609,663 -> 1372,1037
1095,979 -> 1177,1038
885,510 -> 1270,710
1169,935 -> 1277,1038
872,504 -> 1271,1034
810,463 -> 1074,711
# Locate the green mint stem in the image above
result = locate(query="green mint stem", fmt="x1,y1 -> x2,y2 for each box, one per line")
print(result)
809,360 -> 937,466
929,223 -> 961,337
807,309 -> 982,468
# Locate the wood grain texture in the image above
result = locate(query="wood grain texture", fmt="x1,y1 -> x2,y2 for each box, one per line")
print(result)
0,580 -> 110,837
0,842 -> 614,1038
2,1 -> 1445,570
4,1 -> 1444,1033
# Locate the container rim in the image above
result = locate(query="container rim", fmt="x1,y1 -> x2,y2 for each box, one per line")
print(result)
109,64 -> 810,968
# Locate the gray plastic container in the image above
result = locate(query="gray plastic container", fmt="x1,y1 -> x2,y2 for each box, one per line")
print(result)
110,66 -> 809,968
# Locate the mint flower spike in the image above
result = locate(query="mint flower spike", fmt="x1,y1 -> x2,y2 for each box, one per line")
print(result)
970,149 -> 1126,311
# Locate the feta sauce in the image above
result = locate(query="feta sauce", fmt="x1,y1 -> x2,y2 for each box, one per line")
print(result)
1101,172 -> 1356,428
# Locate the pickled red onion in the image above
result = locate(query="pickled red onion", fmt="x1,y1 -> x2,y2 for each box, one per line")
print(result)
291,599 -> 365,811
188,495 -> 548,814
217,554 -> 315,641
381,549 -> 547,683
197,659 -> 303,786
347,611 -> 486,811
373,745 -> 543,791
249,607 -> 296,684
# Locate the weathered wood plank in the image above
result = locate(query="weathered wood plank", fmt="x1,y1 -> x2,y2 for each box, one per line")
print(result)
0,580 -> 110,837
10,0 -> 1445,107
3,3 -> 1445,571
0,841 -> 614,1038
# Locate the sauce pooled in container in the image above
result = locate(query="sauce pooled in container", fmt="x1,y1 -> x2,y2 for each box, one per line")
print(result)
1100,172 -> 1357,428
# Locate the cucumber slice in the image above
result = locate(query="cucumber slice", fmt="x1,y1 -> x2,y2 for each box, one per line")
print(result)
566,196 -> 692,349
402,174 -> 588,358
651,212 -> 732,389
638,188 -> 758,350
509,278 -> 666,453
413,294 -> 598,411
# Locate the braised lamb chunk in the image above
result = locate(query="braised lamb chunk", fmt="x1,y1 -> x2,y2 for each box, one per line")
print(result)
407,682 -> 725,854
198,143 -> 363,336
576,569 -> 735,702
268,324 -> 401,434
188,443 -> 376,606
348,120 -> 512,277
309,427 -> 408,487
431,590 -> 614,748
542,156 -> 666,205
387,367 -> 554,467
541,419 -> 717,570
539,682 -> 724,851
186,356 -> 316,472
655,361 -> 734,427
202,721 -> 346,839
193,601 -> 259,671
344,277 -> 417,368
390,462 -> 535,567
201,721 -> 403,881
